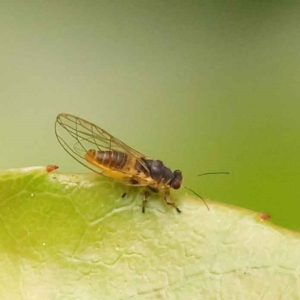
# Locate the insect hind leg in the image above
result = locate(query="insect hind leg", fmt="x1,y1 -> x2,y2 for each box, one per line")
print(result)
164,192 -> 181,214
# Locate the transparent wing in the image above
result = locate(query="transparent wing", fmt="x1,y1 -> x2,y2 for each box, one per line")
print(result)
55,113 -> 150,182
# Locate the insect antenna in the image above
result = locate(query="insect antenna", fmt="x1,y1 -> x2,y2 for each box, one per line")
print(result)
198,171 -> 229,176
184,186 -> 210,211
184,172 -> 229,211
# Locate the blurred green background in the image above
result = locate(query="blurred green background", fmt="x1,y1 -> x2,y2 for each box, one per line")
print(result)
0,1 -> 299,230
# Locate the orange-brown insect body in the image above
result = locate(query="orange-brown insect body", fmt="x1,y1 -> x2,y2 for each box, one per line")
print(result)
85,149 -> 183,192
55,113 -> 183,213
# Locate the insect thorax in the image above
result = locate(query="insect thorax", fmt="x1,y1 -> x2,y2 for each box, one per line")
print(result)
141,159 -> 175,186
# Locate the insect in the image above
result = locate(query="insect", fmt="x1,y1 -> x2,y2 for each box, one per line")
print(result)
55,113 -> 187,213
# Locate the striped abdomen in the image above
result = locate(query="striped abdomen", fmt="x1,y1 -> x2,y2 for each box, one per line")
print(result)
85,150 -> 127,170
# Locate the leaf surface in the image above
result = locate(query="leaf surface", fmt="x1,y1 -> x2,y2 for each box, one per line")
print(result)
0,167 -> 299,299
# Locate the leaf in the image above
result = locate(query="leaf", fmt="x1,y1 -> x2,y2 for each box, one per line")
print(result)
0,167 -> 299,299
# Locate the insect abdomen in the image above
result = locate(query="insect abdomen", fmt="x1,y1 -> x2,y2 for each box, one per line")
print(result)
86,150 -> 127,170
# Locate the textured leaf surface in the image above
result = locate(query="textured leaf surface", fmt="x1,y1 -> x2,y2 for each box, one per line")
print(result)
0,167 -> 299,299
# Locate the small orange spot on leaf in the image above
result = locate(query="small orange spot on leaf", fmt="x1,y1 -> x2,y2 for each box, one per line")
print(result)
259,213 -> 271,220
46,165 -> 59,172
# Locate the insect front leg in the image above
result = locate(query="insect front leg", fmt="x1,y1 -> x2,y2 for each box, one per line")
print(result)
164,190 -> 181,213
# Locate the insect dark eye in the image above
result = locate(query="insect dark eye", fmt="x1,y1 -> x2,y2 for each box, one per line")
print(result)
170,170 -> 182,189
171,180 -> 181,189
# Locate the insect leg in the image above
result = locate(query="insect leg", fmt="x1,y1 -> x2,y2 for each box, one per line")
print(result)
164,190 -> 181,213
121,186 -> 128,198
142,191 -> 150,213
122,178 -> 139,199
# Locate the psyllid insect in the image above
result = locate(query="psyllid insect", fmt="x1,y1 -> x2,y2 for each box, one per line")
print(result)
55,113 -> 226,213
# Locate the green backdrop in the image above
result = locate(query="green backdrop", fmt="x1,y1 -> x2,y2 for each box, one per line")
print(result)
0,1 -> 299,230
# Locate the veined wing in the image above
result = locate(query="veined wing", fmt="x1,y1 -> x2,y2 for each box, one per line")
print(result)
55,113 -> 150,182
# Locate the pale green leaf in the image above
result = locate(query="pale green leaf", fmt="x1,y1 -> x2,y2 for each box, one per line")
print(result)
0,167 -> 299,299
